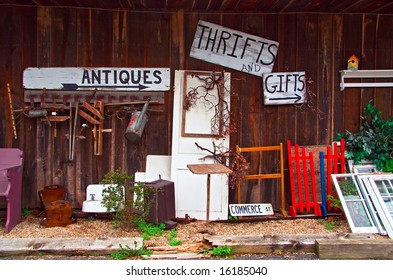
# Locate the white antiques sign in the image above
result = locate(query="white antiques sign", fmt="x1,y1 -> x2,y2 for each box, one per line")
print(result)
190,20 -> 279,77
263,71 -> 306,105
23,67 -> 170,91
229,203 -> 274,216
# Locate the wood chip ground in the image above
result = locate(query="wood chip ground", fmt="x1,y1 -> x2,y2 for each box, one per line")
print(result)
1,214 -> 353,248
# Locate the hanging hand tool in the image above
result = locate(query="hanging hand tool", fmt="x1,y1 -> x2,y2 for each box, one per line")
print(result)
70,102 -> 79,161
6,83 -> 17,139
68,103 -> 73,161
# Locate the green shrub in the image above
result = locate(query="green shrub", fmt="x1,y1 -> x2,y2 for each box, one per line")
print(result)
100,168 -> 157,228
334,100 -> 393,171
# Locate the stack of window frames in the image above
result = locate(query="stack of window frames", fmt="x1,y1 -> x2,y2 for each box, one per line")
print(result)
332,172 -> 393,239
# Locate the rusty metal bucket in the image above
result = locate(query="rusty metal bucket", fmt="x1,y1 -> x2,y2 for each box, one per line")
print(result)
124,99 -> 150,143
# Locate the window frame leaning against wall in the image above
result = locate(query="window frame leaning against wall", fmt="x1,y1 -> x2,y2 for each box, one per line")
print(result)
332,173 -> 393,238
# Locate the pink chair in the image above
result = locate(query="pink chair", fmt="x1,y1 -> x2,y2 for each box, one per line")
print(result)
0,148 -> 24,233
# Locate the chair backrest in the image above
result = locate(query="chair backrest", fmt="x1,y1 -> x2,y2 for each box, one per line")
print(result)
236,143 -> 286,216
38,185 -> 67,207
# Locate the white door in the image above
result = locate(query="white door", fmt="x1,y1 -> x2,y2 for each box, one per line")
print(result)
171,70 -> 230,221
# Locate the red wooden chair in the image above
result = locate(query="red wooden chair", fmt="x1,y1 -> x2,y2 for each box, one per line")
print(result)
287,141 -> 321,217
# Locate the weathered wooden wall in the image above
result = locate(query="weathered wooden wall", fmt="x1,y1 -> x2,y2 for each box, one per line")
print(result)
1,6 -> 393,211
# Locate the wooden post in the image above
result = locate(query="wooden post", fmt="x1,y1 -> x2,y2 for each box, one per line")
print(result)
206,174 -> 211,222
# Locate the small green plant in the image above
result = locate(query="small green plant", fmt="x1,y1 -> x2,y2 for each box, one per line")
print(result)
167,229 -> 182,246
168,239 -> 182,246
327,195 -> 342,209
319,218 -> 339,231
136,219 -> 165,240
22,208 -> 32,216
334,100 -> 393,171
325,219 -> 337,231
210,245 -> 234,257
110,242 -> 152,260
228,215 -> 238,220
168,228 -> 177,239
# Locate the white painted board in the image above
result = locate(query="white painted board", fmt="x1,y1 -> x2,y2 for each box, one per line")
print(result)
263,71 -> 306,105
229,203 -> 274,216
190,20 -> 279,77
23,67 -> 170,91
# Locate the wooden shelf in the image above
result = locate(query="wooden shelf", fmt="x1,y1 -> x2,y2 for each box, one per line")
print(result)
340,69 -> 393,90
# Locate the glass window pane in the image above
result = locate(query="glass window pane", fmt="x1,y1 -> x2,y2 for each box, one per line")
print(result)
383,197 -> 393,216
332,174 -> 379,233
338,178 -> 360,198
346,201 -> 373,227
388,180 -> 393,195
375,181 -> 389,195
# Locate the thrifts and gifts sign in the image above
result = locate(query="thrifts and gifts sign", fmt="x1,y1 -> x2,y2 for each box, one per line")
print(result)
190,20 -> 279,77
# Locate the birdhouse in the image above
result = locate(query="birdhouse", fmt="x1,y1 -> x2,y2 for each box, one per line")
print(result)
347,55 -> 359,70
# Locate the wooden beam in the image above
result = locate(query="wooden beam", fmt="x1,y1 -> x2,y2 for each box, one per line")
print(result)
82,102 -> 103,119
78,110 -> 101,125
316,239 -> 393,259
41,116 -> 70,122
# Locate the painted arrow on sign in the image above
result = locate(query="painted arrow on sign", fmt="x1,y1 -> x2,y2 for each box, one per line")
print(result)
269,93 -> 302,102
61,83 -> 149,91
263,71 -> 306,105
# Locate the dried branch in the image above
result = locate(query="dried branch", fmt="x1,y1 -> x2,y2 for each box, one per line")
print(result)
184,72 -> 236,137
195,142 -> 250,189
297,76 -> 327,120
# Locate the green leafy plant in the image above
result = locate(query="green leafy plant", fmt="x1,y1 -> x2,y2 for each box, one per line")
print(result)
136,220 -> 165,240
318,218 -> 338,230
324,219 -> 337,230
22,208 -> 32,216
167,229 -> 182,246
327,195 -> 342,209
210,245 -> 234,257
110,242 -> 152,260
100,168 -> 157,228
334,100 -> 393,171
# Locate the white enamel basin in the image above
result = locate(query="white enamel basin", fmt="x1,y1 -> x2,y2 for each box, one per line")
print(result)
82,184 -> 121,213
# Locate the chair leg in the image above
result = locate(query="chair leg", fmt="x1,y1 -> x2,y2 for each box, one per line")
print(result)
4,195 -> 22,233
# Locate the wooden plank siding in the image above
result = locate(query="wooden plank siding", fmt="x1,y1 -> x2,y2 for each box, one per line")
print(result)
1,6 -> 393,211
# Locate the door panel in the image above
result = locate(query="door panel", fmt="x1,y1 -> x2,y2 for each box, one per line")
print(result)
171,70 -> 230,220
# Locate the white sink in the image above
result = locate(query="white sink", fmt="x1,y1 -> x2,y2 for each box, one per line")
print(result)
82,184 -> 122,213
82,200 -> 109,213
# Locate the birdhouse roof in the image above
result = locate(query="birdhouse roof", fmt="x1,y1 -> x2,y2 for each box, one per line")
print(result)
347,55 -> 359,62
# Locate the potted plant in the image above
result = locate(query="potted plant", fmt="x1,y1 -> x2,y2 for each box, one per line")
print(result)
334,100 -> 393,172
